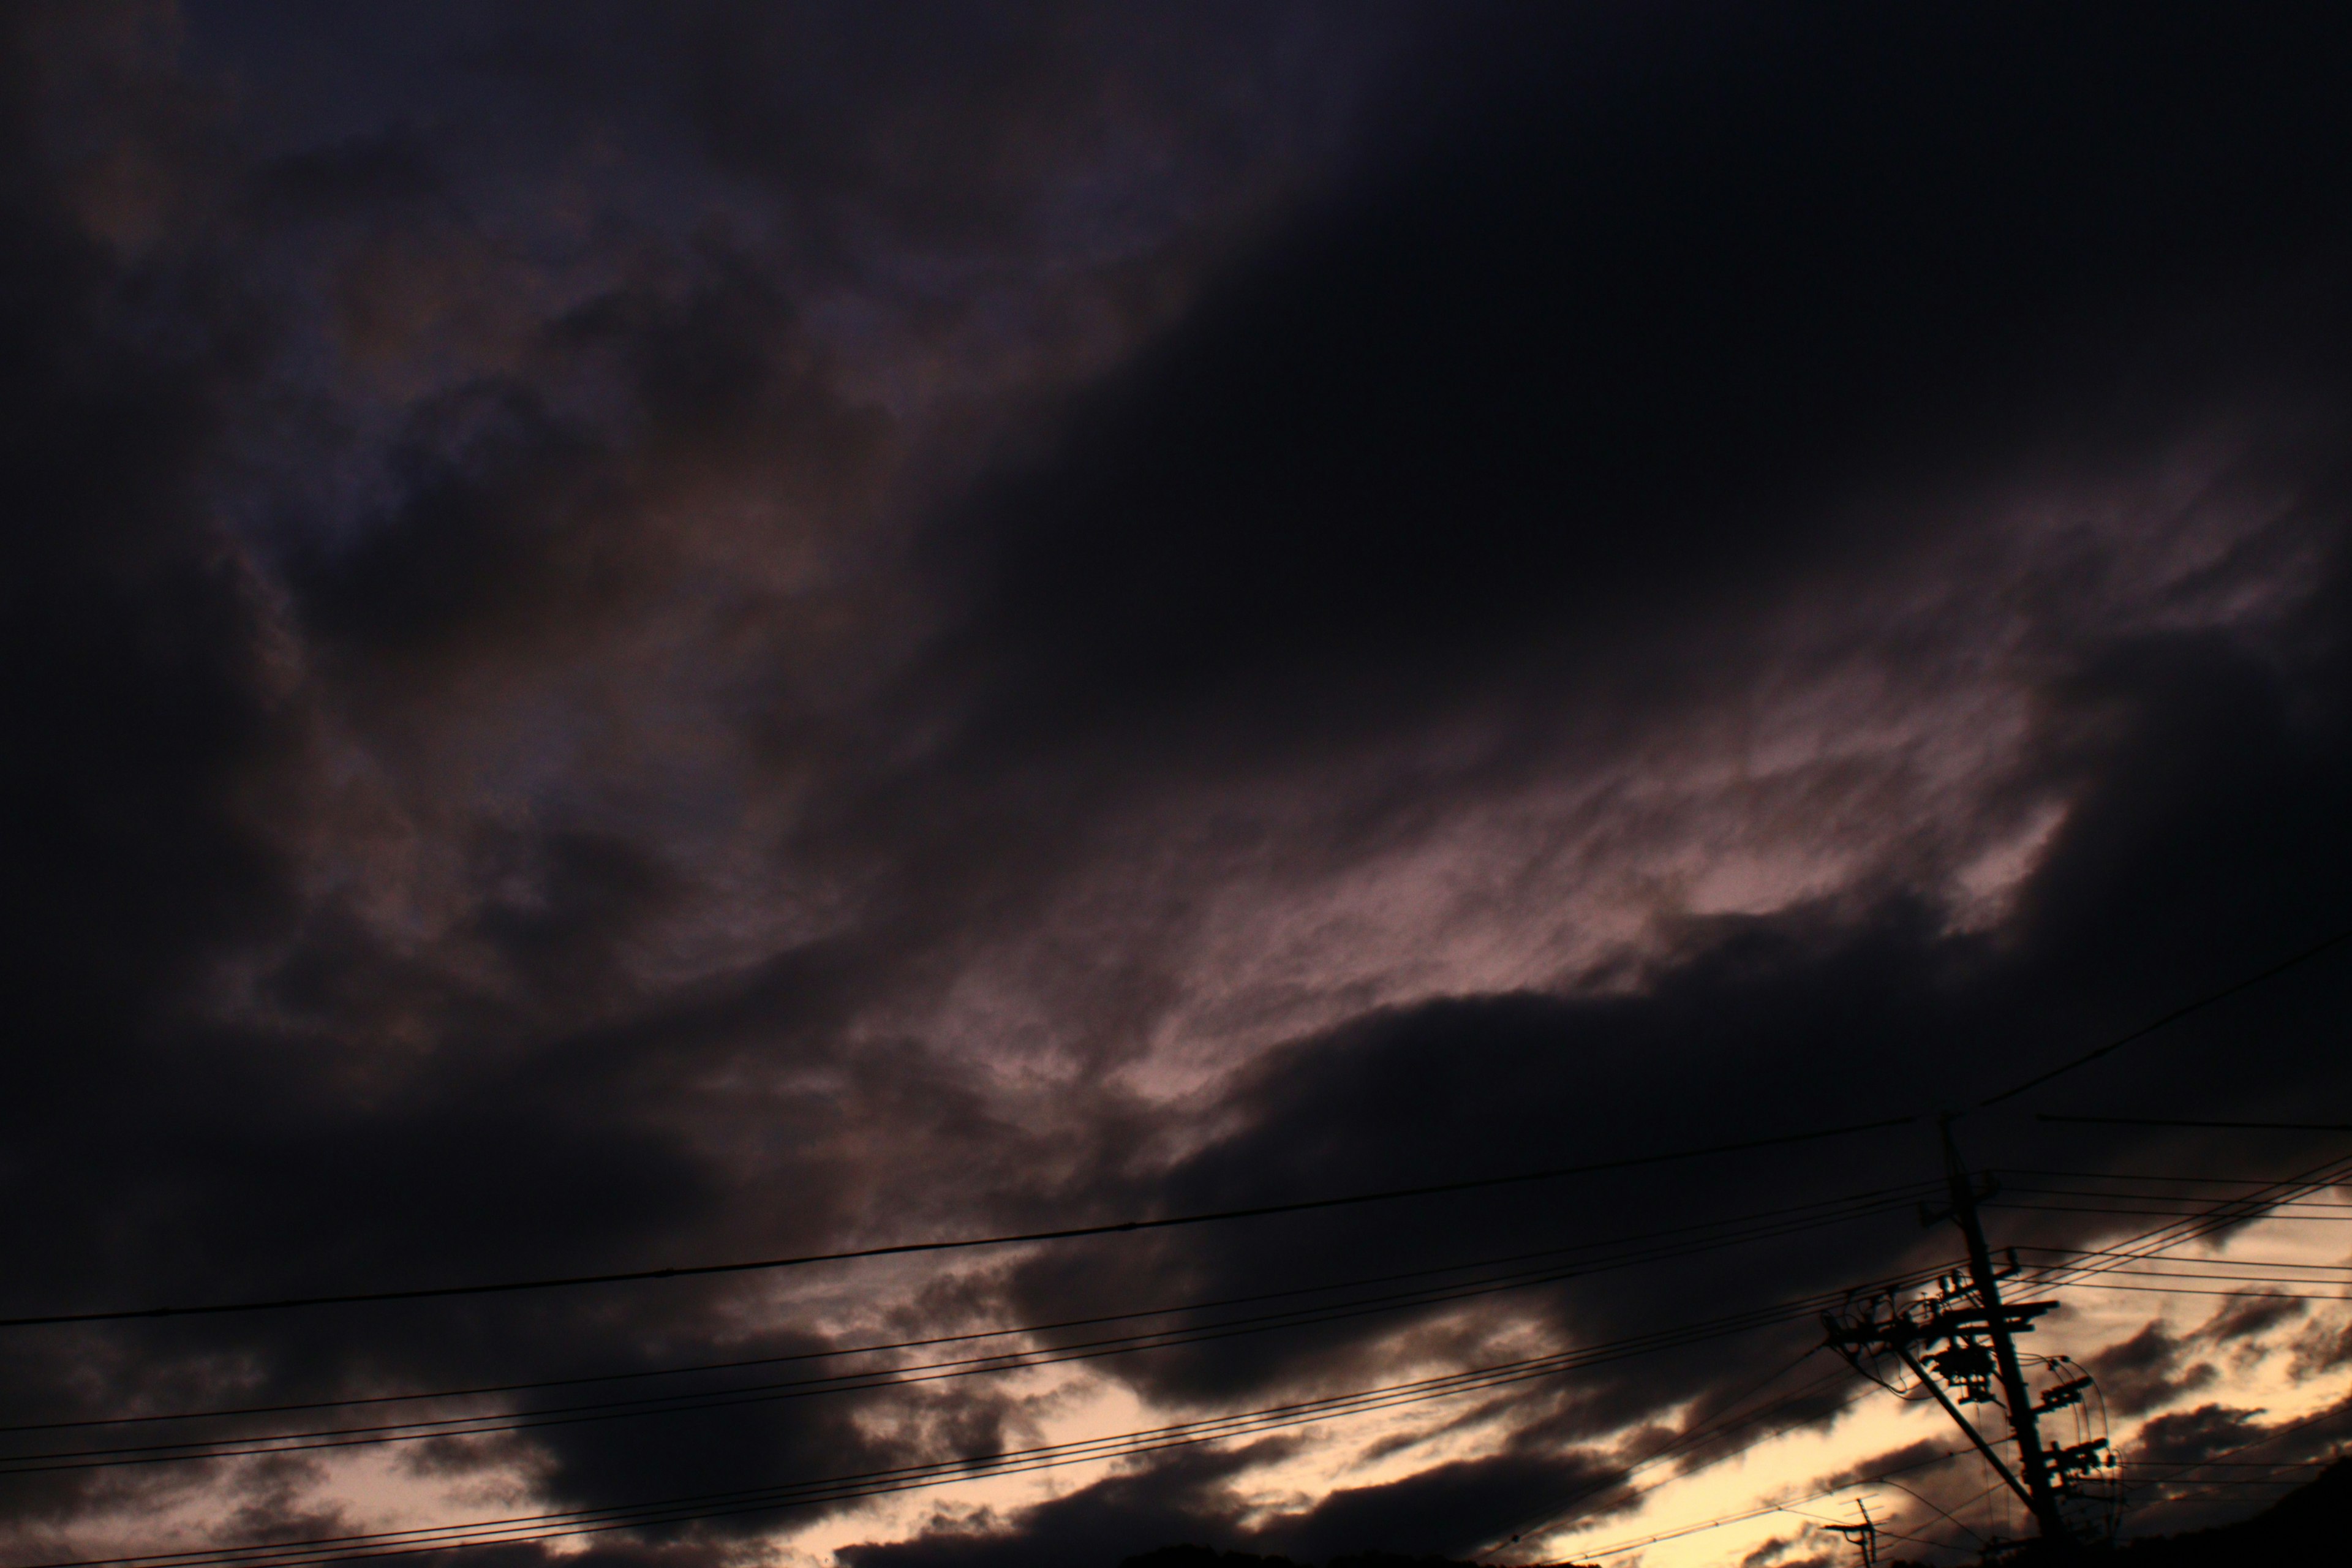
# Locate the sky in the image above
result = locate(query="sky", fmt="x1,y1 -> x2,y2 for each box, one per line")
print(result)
5,4 -> 2352,1567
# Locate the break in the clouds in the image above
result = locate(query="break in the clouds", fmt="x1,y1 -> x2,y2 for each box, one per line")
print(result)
4,4 -> 2352,1568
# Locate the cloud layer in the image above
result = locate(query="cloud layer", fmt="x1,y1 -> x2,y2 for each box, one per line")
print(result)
4,4 -> 2352,1566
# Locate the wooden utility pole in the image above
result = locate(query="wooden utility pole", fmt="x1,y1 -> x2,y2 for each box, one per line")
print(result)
1823,1118 -> 2094,1553
1939,1117 -> 2070,1545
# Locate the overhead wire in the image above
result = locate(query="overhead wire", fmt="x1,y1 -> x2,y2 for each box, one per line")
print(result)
2008,1152 -> 2352,1295
1558,1444 -> 1972,1561
0,1117 -> 1915,1330
1997,1186 -> 2352,1210
2026,1281 -> 2342,1300
1502,963 -> 2352,1561
1740,1156 -> 2352,1552
23,942 -> 2352,1562
1773,1502 -> 1948,1557
1998,1178 -> 2352,1207
0,1228 -> 1890,1476
0,1182 -> 1946,1474
64,1133 -> 2323,1551
1471,1346 -> 1845,1556
1496,1268 -> 2169,1559
1480,1373 -> 1876,1561
0,1147 -> 2258,1542
2028,1266 -> 2347,1286
1882,1471 -> 2004,1553
2023,1243 -> 2352,1270
3,1178 -> 1937,1437
2000,1166 -> 2342,1185
0,1133 -> 2016,1567
1975,922 -> 2352,1107
2113,1396 -> 2352,1531
2038,1114 -> 2352,1133
17,1279 -> 1940,1568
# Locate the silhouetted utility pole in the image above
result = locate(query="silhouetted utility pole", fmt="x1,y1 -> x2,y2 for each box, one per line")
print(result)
1934,1117 -> 2069,1544
1827,1499 -> 1879,1567
1824,1118 -> 2106,1554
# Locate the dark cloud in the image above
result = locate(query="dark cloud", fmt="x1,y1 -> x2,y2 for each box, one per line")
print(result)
2198,1294 -> 2310,1346
836,1442 -> 1290,1568
1739,1538 -> 1814,1568
2130,1404 -> 2272,1469
2289,1316 -> 2352,1380
2109,1392 -> 2352,1540
2087,1324 -> 2218,1420
246,130 -> 442,220
6,5 -> 2352,1568
935,2 -> 2352,746
1249,1452 -> 1592,1564
835,1443 -> 1590,1568
1807,1440 -> 1947,1498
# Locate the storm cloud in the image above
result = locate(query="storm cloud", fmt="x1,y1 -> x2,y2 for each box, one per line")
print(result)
4,5 -> 2352,1568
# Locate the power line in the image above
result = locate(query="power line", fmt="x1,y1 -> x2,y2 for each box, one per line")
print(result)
15,924 -> 2350,1568
1977,924 -> 2352,1107
1995,1197 -> 2352,1216
2113,1398 -> 2352,1535
2028,1281 -> 2341,1300
2117,1461 -> 2331,1470
0,1191 -> 1938,1476
1872,1471 -> 1992,1554
2008,1152 -> 2352,1302
1511,1148 -> 2352,1564
0,1116 -> 1913,1330
1564,1446 -> 1972,1562
1990,1201 -> 2352,1221
262,1136 -> 2334,1558
2037,1114 -> 2352,1133
1995,1183 -> 2352,1208
18,1142 -> 2314,1563
1476,1362 -> 1863,1559
1813,1136 -> 2352,1556
1473,1348 -> 1838,1554
0,1180 -> 1940,1452
2000,1166 -> 2332,1185
2013,1250 -> 2352,1278
18,1283 -> 1918,1568
29,985 -> 2350,1556
2032,1265 -> 2349,1286
1997,1174 -> 2352,1208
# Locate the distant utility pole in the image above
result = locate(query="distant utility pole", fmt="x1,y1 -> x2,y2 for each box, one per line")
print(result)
1827,1498 -> 1879,1567
1823,1117 -> 2110,1553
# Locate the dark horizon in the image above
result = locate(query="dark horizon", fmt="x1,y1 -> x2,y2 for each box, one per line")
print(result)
5,6 -> 2352,1567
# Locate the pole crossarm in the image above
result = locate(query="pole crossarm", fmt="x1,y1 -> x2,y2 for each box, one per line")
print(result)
1822,1120 -> 2114,1551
